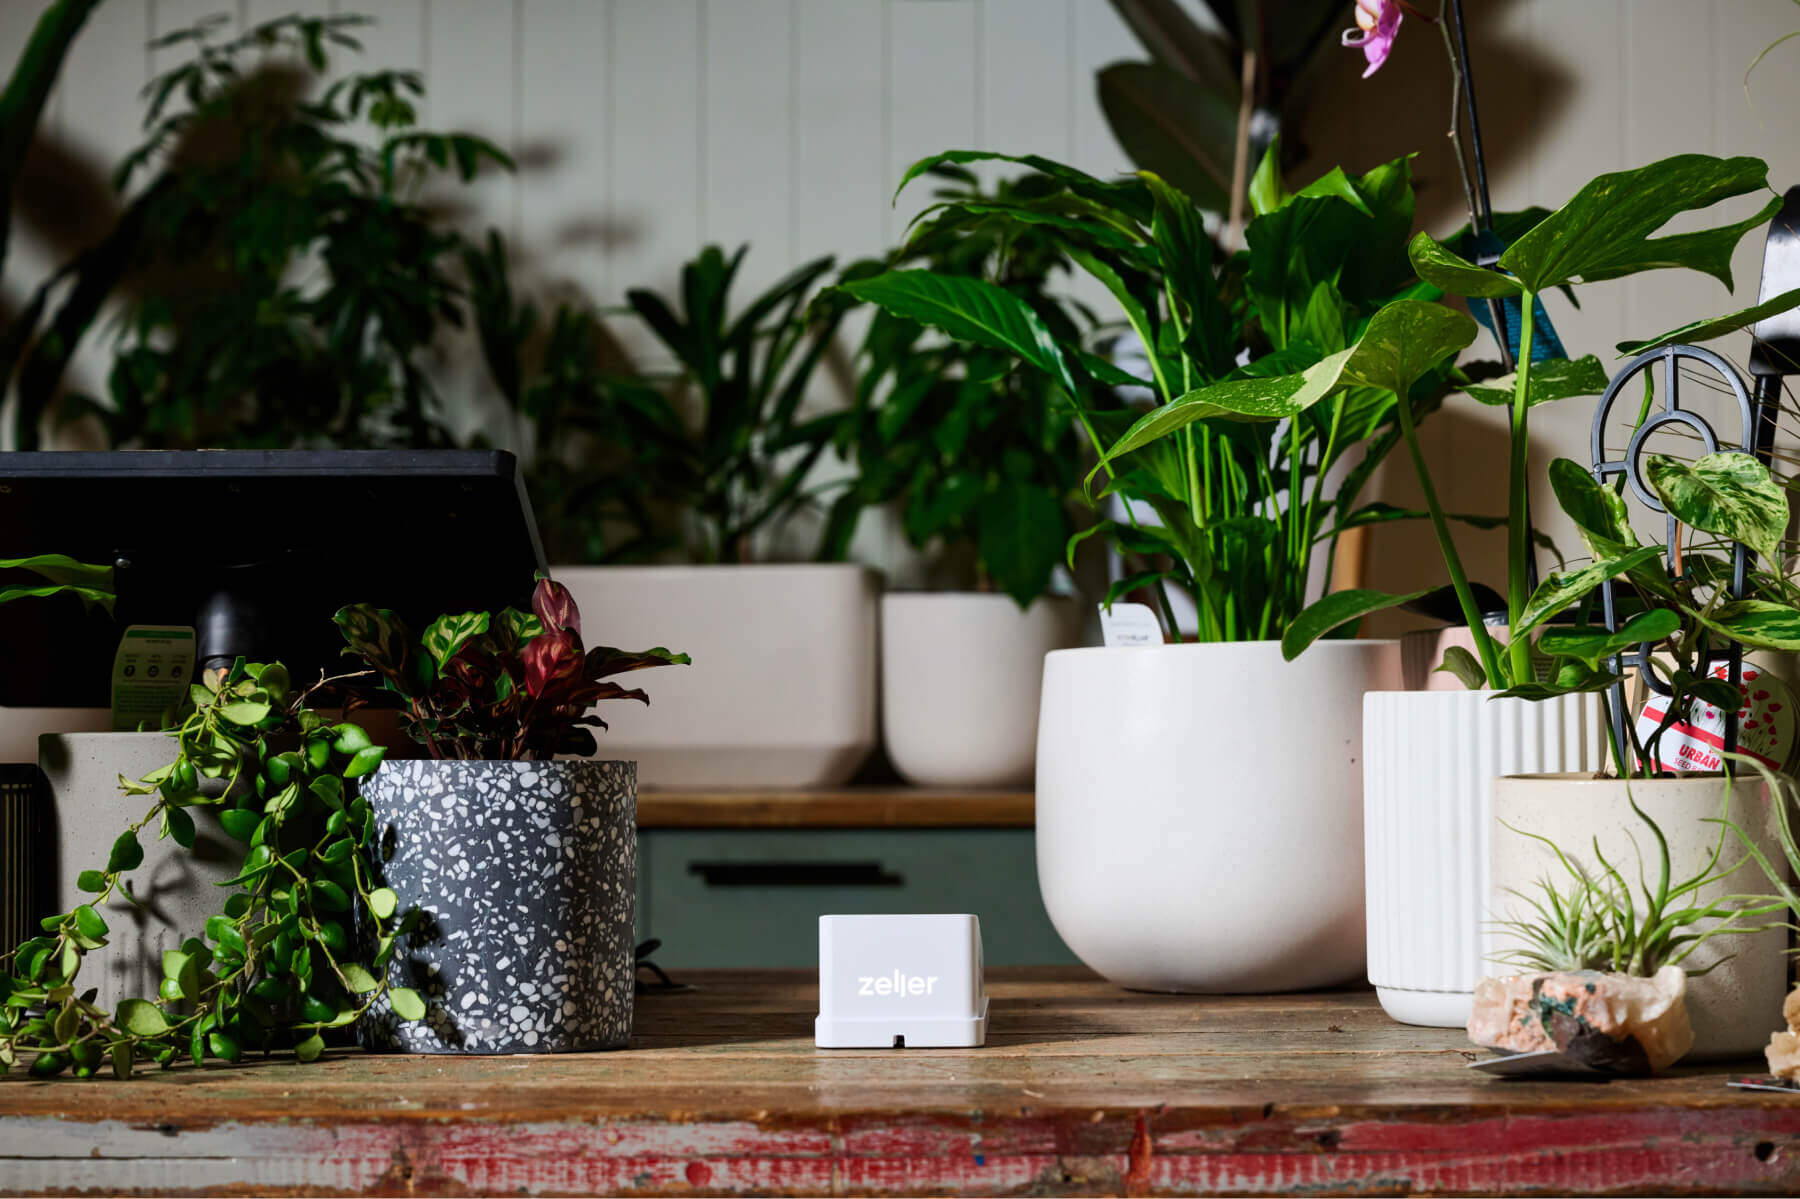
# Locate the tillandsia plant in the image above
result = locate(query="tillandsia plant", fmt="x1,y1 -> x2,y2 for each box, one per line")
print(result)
7,11 -> 511,450
0,660 -> 418,1078
1494,787 -> 1784,978
837,145 -> 1476,643
0,553 -> 115,614
817,169 -> 1094,607
333,575 -> 688,761
1285,154 -> 1800,687
606,244 -> 853,564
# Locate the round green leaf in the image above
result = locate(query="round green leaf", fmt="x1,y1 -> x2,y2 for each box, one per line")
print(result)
219,808 -> 261,843
343,745 -> 385,779
339,963 -> 378,995
389,986 -> 426,1021
367,888 -> 398,920
116,998 -> 169,1037
107,831 -> 144,873
76,870 -> 107,894
164,805 -> 195,849
72,905 -> 108,942
294,1033 -> 324,1063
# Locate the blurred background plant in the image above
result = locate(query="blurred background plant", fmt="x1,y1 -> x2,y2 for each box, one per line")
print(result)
5,11 -> 510,451
815,167 -> 1099,606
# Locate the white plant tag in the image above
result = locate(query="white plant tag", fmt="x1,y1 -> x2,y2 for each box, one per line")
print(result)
1098,602 -> 1162,647
111,625 -> 196,731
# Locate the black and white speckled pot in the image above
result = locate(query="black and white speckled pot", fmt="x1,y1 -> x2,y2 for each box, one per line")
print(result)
359,758 -> 637,1054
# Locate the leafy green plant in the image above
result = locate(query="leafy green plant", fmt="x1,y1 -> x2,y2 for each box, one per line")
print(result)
464,232 -> 694,565
838,146 -> 1473,642
334,575 -> 688,761
818,170 -> 1094,606
0,659 -> 416,1078
1494,787 -> 1784,978
7,11 -> 510,450
0,553 -> 115,615
1288,155 -> 1800,691
603,245 -> 851,564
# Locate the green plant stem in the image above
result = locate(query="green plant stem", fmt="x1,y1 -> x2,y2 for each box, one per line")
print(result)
1394,386 -> 1506,685
1506,292 -> 1538,682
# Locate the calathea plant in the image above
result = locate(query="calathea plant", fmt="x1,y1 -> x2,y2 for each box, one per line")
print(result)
837,145 -> 1474,642
1285,155 -> 1800,692
0,660 -> 415,1078
334,575 -> 688,761
817,169 -> 1095,607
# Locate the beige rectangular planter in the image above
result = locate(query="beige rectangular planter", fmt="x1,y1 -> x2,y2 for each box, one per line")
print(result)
553,564 -> 878,789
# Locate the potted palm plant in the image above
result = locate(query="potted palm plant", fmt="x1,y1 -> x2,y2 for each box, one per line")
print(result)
820,171 -> 1090,788
839,147 -> 1472,991
1287,153 -> 1800,1027
334,577 -> 686,1053
472,246 -> 876,791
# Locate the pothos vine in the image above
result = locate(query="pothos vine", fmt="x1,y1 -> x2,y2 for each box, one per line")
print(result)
0,658 -> 421,1078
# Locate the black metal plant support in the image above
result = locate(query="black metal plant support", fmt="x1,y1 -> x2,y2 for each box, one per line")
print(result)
1591,346 -> 1759,772
1446,0 -> 1540,593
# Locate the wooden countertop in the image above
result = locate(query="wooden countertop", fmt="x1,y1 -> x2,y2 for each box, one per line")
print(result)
1,968 -> 1795,1195
635,787 -> 1034,828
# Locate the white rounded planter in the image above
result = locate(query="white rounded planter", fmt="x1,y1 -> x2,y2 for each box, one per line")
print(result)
554,564 -> 878,789
1037,640 -> 1400,992
881,593 -> 1079,788
1363,690 -> 1605,1027
1491,772 -> 1790,1061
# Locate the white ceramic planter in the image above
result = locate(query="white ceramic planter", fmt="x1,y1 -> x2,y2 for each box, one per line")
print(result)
553,564 -> 878,788
1036,640 -> 1400,992
1490,772 -> 1790,1061
1363,691 -> 1605,1028
881,593 -> 1080,788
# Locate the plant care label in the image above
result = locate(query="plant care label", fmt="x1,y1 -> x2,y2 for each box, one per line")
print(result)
1633,660 -> 1798,775
1098,601 -> 1162,647
110,625 -> 196,731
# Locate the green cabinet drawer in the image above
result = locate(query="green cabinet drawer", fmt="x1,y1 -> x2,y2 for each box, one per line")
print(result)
638,828 -> 1075,968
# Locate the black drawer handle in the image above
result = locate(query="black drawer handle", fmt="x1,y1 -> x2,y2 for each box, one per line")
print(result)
687,861 -> 904,888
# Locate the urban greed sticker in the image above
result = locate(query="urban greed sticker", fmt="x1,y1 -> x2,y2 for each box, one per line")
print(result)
1634,661 -> 1798,775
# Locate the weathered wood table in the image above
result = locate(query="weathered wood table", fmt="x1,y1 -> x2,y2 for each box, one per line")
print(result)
1,968 -> 1796,1196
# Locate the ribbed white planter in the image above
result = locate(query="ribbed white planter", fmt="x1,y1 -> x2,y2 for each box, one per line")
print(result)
1363,690 -> 1605,1027
881,593 -> 1079,788
1038,640 -> 1400,992
1491,772 -> 1790,1061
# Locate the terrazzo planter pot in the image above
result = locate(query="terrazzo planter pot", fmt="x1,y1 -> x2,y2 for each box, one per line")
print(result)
361,758 -> 637,1054
1363,690 -> 1606,1028
41,731 -> 238,1014
1036,640 -> 1401,992
1490,772 -> 1790,1061
881,593 -> 1080,787
554,565 -> 878,788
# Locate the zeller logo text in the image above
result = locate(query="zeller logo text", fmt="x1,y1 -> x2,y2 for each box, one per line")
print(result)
857,971 -> 939,997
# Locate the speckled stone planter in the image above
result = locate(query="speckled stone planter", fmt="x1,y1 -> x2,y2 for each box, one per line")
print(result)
360,758 -> 637,1054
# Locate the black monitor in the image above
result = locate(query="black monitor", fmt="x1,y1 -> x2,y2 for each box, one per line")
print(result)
0,450 -> 545,708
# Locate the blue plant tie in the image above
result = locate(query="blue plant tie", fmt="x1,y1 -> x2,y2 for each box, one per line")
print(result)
1466,229 -> 1568,363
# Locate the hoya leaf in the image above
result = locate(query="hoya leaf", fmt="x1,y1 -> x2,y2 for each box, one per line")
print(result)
389,986 -> 427,1021
116,998 -> 168,1037
367,888 -> 398,920
339,963 -> 378,995
107,831 -> 143,873
294,1033 -> 324,1063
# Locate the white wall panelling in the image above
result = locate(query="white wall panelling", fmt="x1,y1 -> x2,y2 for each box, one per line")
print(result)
9,1 -> 1800,603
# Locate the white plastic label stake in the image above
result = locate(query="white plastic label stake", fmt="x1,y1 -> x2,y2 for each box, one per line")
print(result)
111,625 -> 195,731
1098,601 -> 1162,647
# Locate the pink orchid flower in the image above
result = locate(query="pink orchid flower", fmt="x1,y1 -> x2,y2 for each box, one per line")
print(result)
1342,0 -> 1403,78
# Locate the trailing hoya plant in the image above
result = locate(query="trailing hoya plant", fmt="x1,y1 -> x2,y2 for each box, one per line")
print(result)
1285,154 -> 1800,695
334,575 -> 688,761
838,144 -> 1476,642
0,661 -> 416,1078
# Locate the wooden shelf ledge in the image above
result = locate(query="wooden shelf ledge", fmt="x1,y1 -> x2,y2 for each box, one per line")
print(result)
635,787 -> 1034,829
